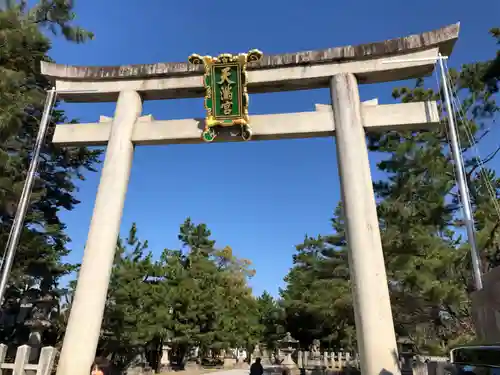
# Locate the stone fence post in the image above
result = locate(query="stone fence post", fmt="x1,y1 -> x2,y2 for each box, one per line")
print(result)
0,344 -> 57,375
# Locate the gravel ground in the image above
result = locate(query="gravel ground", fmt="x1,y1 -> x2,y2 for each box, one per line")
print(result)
160,368 -> 250,375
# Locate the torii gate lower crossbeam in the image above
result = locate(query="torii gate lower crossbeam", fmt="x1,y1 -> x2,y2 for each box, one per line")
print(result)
42,23 -> 458,375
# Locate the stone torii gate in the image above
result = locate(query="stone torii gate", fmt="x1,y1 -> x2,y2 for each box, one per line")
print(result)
41,24 -> 459,375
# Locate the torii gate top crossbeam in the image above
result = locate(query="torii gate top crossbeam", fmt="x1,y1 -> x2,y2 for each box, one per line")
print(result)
41,23 -> 460,103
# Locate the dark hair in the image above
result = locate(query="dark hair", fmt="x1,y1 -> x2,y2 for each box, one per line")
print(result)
91,357 -> 112,375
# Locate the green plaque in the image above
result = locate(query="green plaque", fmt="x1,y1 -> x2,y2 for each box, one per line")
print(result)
188,50 -> 263,142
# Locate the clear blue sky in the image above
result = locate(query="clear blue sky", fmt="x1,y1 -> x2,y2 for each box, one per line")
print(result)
46,0 -> 500,297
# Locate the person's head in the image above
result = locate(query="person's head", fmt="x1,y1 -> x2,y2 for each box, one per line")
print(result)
255,357 -> 261,364
90,357 -> 111,375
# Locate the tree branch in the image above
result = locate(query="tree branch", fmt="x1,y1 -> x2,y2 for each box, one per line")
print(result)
466,145 -> 500,180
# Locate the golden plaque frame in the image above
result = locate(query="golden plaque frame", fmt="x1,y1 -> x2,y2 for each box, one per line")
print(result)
188,49 -> 263,142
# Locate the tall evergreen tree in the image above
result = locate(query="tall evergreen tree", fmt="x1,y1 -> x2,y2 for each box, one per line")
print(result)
256,291 -> 286,352
98,219 -> 260,370
99,224 -> 162,368
0,1 -> 99,345
161,219 -> 258,360
282,28 -> 499,354
281,203 -> 354,350
483,28 -> 500,83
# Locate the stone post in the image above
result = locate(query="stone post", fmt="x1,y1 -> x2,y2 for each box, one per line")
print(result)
27,329 -> 43,362
330,73 -> 400,375
56,91 -> 143,375
160,345 -> 170,372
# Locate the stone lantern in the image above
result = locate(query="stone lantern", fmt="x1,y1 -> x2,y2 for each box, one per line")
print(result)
21,287 -> 57,361
159,336 -> 172,372
277,332 -> 299,371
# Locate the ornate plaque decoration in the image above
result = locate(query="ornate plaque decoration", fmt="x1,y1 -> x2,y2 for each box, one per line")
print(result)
188,49 -> 263,142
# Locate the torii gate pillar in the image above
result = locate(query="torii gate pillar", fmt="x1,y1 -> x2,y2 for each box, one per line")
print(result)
56,91 -> 143,375
332,73 -> 398,374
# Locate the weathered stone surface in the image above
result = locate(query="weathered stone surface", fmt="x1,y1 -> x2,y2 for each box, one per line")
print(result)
51,102 -> 440,146
41,23 -> 459,82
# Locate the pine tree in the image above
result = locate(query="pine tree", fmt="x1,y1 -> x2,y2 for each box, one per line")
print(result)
256,291 -> 285,352
99,224 -> 161,368
281,203 -> 355,350
367,29 -> 498,353
483,28 -> 499,84
0,1 -> 99,345
281,28 -> 499,354
98,219 -> 260,369
161,218 -> 259,360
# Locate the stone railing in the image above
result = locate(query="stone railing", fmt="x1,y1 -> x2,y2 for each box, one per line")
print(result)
411,356 -> 449,375
0,344 -> 57,375
296,351 -> 359,370
292,351 -> 449,375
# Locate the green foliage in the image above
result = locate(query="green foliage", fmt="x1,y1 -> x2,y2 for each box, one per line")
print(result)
281,203 -> 355,350
256,291 -> 285,351
25,0 -> 94,43
0,1 -> 98,345
280,28 -> 499,355
100,224 -> 162,366
99,219 -> 261,370
164,219 -> 258,354
483,28 -> 500,85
